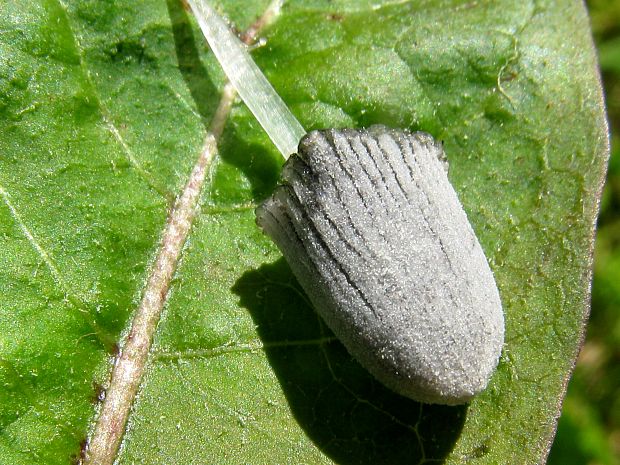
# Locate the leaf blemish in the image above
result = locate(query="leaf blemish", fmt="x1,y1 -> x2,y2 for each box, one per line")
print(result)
106,36 -> 154,66
92,382 -> 106,404
326,12 -> 344,22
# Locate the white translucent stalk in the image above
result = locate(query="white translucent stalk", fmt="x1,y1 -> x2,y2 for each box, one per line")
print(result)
187,0 -> 306,159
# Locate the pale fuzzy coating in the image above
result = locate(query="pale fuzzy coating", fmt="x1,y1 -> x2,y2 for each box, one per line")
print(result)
256,126 -> 504,405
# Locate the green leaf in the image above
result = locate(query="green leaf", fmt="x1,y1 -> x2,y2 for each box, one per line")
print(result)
0,0 -> 608,464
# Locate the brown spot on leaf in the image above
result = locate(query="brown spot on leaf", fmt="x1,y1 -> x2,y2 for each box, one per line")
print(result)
110,342 -> 120,356
326,12 -> 344,22
70,438 -> 88,465
92,382 -> 106,404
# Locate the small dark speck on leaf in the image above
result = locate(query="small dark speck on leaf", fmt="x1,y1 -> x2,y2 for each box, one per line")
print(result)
92,382 -> 106,404
500,71 -> 517,82
110,342 -> 120,356
70,438 -> 88,465
468,442 -> 490,459
326,12 -> 344,22
106,38 -> 153,65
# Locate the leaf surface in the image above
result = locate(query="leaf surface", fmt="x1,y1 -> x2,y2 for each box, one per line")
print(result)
0,0 -> 608,464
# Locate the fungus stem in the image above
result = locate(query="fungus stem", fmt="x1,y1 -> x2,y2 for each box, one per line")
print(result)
187,0 -> 306,159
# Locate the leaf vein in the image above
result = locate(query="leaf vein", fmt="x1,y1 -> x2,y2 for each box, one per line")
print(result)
54,0 -> 173,200
0,185 -> 65,290
82,3 -> 286,464
153,336 -> 339,362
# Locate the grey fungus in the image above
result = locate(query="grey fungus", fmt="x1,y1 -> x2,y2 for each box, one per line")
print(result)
185,0 -> 503,407
256,126 -> 504,405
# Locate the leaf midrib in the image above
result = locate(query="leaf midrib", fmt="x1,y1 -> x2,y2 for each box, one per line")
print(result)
78,2 -> 284,463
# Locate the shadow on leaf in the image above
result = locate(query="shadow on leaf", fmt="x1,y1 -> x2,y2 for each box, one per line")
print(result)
217,126 -> 282,201
232,258 -> 467,464
167,0 -> 220,122
168,0 -> 282,201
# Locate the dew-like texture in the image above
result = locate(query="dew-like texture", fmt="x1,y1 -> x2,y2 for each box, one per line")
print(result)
256,126 -> 504,405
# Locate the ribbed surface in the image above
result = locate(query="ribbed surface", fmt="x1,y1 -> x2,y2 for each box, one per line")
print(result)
256,126 -> 504,405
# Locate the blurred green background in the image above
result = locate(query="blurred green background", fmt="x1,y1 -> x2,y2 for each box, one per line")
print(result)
548,1 -> 620,464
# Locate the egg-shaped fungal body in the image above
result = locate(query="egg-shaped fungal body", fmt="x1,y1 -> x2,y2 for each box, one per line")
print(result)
256,126 -> 504,405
